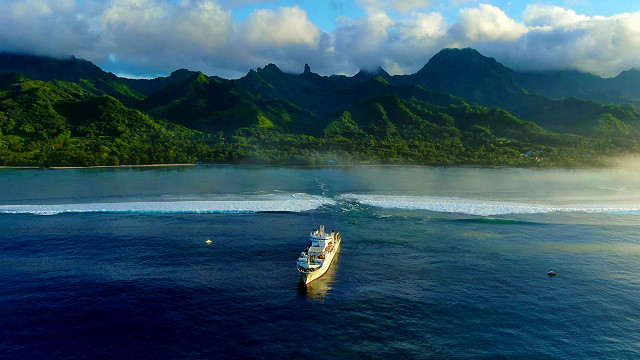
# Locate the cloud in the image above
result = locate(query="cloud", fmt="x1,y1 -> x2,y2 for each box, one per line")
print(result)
388,0 -> 435,13
228,7 -> 328,75
330,3 -> 528,74
98,1 -> 323,77
242,6 -> 321,47
523,4 -> 589,28
0,0 -> 99,57
357,0 -> 436,13
1,0 -> 640,79
452,3 -> 528,42
383,12 -> 448,73
98,0 -> 232,69
491,7 -> 640,77
397,11 -> 446,41
331,10 -> 395,71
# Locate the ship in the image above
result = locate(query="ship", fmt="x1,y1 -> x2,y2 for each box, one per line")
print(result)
297,225 -> 341,284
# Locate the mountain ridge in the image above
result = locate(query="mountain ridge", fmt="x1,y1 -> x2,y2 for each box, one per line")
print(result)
1,49 -> 640,167
4,49 -> 639,106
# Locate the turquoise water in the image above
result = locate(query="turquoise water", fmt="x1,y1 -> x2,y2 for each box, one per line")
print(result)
1,166 -> 639,359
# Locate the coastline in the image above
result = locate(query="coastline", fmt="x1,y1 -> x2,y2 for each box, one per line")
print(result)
0,163 -> 200,170
0,161 -> 618,170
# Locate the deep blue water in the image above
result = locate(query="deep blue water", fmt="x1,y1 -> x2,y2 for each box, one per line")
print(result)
1,166 -> 639,359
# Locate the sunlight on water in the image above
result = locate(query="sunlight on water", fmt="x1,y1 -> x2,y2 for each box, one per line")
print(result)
297,253 -> 341,301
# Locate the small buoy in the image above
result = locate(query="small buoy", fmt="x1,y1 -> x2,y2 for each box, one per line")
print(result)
351,221 -> 357,225
205,239 -> 212,245
547,270 -> 557,276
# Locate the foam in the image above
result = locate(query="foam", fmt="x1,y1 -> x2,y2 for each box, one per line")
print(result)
339,194 -> 640,216
0,193 -> 334,215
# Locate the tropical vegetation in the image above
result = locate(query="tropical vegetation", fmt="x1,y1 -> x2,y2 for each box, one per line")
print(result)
1,49 -> 639,167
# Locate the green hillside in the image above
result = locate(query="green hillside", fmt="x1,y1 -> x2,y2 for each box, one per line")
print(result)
0,74 -> 215,166
389,48 -> 640,137
1,50 -> 640,167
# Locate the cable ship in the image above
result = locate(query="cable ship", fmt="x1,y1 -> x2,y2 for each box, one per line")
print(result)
296,225 -> 341,284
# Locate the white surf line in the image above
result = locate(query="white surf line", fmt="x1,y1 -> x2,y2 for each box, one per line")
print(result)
339,194 -> 640,216
0,194 -> 337,215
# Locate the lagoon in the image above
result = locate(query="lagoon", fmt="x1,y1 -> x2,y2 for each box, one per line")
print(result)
1,166 -> 639,359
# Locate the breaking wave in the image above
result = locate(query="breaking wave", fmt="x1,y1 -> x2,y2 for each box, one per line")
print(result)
339,194 -> 640,216
0,193 -> 335,215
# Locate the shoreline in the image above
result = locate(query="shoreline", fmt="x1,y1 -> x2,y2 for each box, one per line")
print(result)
0,163 -> 200,170
0,162 -> 619,170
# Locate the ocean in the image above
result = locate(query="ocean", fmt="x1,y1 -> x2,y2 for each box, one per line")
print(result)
1,166 -> 639,359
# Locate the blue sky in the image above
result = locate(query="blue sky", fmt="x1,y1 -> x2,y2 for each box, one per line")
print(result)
231,1 -> 361,31
230,0 -> 640,30
1,0 -> 640,78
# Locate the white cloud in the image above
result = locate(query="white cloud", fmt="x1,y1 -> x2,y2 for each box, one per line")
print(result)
99,0 -> 232,64
453,3 -> 528,42
96,1 -> 324,76
523,4 -> 589,28
390,0 -> 435,13
332,10 -> 395,71
242,6 -> 321,47
384,12 -> 449,73
1,0 -> 640,78
357,0 -> 436,13
397,12 -> 446,41
489,8 -> 640,77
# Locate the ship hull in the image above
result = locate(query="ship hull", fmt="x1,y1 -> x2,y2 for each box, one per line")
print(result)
299,239 -> 340,284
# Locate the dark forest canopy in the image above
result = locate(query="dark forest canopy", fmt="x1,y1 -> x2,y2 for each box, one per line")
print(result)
1,49 -> 640,167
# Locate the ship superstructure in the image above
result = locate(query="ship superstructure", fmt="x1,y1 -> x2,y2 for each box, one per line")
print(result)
297,225 -> 341,284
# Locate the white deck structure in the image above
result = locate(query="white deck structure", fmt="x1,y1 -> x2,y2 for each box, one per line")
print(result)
297,225 -> 341,284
